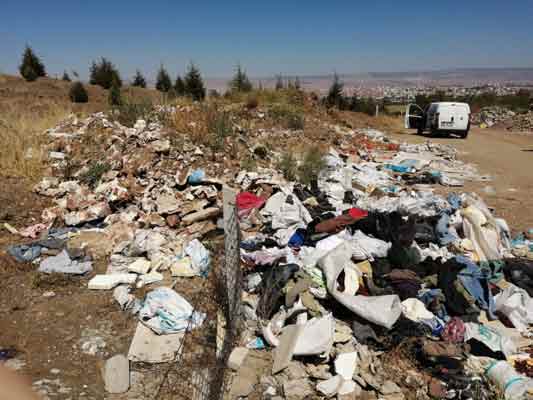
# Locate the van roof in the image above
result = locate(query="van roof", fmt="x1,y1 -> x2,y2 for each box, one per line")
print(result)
431,102 -> 470,108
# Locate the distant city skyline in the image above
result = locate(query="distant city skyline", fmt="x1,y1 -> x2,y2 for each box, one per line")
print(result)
2,0 -> 533,80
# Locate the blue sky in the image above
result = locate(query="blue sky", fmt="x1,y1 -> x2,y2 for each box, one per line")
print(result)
2,0 -> 533,80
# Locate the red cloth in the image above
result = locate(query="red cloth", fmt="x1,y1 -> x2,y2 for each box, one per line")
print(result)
348,208 -> 368,219
236,192 -> 266,218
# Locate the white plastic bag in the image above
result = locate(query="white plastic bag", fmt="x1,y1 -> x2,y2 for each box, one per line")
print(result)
318,242 -> 401,329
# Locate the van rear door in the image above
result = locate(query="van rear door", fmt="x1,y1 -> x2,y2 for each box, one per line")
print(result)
404,104 -> 425,129
438,103 -> 469,131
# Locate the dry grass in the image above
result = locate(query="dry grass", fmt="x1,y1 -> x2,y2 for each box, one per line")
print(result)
0,100 -> 72,179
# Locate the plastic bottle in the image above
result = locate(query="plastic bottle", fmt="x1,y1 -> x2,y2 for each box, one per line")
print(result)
485,361 -> 533,399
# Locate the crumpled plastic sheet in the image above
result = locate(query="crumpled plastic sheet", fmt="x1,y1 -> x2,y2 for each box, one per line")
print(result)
38,249 -> 93,275
494,284 -> 533,333
357,191 -> 448,217
184,239 -> 211,277
139,287 -> 205,335
318,241 -> 401,329
261,190 -> 312,230
464,322 -> 517,358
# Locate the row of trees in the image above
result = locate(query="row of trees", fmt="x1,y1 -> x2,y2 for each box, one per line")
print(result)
19,45 -> 378,114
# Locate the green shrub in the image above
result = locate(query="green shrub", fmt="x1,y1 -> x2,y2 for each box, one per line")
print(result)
277,151 -> 298,181
270,104 -> 304,130
79,162 -> 110,188
112,98 -> 156,128
298,146 -> 326,185
90,58 -> 121,89
241,154 -> 257,171
19,46 -> 46,81
69,82 -> 89,103
108,78 -> 122,106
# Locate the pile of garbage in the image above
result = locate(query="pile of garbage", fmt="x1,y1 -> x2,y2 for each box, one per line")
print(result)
5,109 -> 533,399
227,145 -> 533,397
510,111 -> 533,132
472,106 -> 516,128
7,112 -> 224,391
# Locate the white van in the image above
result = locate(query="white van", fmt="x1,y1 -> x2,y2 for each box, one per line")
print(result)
405,102 -> 471,138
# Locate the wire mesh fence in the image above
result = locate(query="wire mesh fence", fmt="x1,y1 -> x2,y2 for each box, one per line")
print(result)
152,186 -> 243,400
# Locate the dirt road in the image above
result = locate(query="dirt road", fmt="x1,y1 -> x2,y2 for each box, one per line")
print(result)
389,127 -> 533,233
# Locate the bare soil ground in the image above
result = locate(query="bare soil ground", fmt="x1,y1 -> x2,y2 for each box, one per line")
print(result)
388,126 -> 533,234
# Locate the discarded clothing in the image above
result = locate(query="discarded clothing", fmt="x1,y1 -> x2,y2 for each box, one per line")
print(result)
314,208 -> 368,234
139,287 -> 205,334
441,317 -> 466,343
8,244 -> 42,262
236,192 -> 266,218
455,256 -> 496,320
38,250 -> 93,275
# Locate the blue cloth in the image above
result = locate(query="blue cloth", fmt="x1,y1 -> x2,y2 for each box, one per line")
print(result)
436,212 -> 459,246
456,256 -> 497,320
384,164 -> 411,173
188,169 -> 205,184
8,244 -> 42,262
418,289 -> 450,322
288,230 -> 305,248
447,193 -> 462,211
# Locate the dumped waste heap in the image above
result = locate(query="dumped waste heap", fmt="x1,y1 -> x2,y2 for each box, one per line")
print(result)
6,106 -> 533,400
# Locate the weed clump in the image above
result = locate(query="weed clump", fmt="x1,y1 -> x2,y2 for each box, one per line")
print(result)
69,82 -> 89,103
79,161 -> 111,188
205,106 -> 233,153
270,104 -> 304,130
298,145 -> 326,185
277,151 -> 298,181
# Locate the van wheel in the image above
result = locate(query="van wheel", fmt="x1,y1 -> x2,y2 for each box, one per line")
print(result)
461,122 -> 470,139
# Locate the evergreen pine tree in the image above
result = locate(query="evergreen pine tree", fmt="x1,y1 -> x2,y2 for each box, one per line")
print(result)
184,63 -> 206,101
275,74 -> 284,90
229,64 -> 253,93
19,46 -> 46,81
108,77 -> 122,106
89,58 -> 121,89
132,70 -> 147,88
155,65 -> 172,92
174,75 -> 186,96
326,73 -> 345,109
349,93 -> 358,111
294,77 -> 301,90
62,71 -> 71,81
